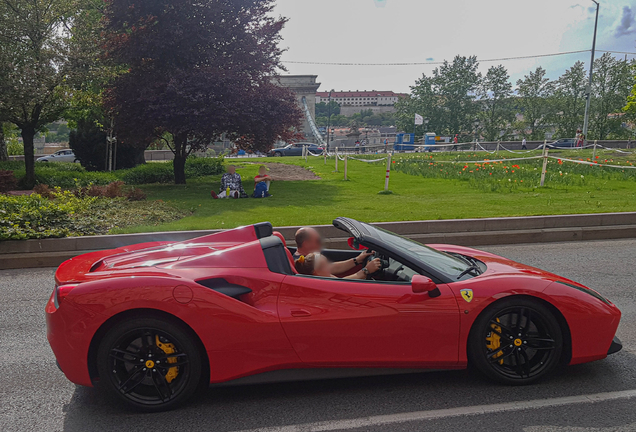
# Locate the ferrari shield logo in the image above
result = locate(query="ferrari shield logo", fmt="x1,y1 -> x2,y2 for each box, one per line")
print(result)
460,289 -> 474,303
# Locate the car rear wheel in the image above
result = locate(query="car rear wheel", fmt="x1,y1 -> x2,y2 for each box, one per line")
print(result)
96,316 -> 203,412
468,298 -> 563,385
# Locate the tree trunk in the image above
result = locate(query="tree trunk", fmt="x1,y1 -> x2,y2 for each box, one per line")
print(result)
21,127 -> 36,188
173,133 -> 188,185
0,124 -> 7,161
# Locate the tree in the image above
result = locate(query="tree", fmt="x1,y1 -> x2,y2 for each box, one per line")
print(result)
589,53 -> 633,140
397,56 -> 480,139
478,65 -> 514,141
432,56 -> 481,137
516,67 -> 554,140
0,123 -> 7,161
103,0 -> 302,184
315,101 -> 341,117
552,61 -> 586,138
0,0 -> 82,187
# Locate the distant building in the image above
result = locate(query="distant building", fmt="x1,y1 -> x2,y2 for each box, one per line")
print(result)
316,90 -> 406,107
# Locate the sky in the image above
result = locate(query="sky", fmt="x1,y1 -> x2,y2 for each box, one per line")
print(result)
273,0 -> 636,93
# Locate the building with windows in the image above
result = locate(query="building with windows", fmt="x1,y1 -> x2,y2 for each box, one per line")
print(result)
316,90 -> 406,107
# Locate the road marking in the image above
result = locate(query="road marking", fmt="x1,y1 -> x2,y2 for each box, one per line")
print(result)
233,389 -> 636,432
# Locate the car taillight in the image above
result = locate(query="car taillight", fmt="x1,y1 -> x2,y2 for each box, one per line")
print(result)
54,284 -> 77,309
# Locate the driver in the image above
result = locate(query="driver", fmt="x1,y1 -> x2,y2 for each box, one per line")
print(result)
294,227 -> 373,275
295,252 -> 381,280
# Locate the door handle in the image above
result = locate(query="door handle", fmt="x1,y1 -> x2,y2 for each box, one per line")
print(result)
291,309 -> 312,317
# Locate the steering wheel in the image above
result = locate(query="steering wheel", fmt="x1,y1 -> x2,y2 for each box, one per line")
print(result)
365,250 -> 389,274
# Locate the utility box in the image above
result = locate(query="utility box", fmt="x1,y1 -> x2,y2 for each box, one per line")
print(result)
394,133 -> 415,151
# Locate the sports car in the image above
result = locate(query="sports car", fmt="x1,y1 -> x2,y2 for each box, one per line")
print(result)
46,217 -> 623,411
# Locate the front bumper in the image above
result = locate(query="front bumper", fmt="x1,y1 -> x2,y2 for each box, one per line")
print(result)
608,336 -> 623,355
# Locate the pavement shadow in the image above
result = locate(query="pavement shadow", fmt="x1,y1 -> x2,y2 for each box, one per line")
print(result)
60,351 -> 636,432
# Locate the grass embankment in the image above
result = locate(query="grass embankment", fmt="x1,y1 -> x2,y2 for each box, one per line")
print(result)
113,149 -> 636,234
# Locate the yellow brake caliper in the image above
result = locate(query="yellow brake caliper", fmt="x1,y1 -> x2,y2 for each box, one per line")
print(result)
486,318 -> 504,365
155,335 -> 179,383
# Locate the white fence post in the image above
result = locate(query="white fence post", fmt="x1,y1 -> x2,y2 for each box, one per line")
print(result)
496,140 -> 500,154
384,152 -> 392,191
334,147 -> 339,172
344,154 -> 348,181
540,140 -> 549,187
592,140 -> 598,160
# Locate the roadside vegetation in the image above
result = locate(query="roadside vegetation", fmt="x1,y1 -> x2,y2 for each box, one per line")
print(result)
113,151 -> 636,234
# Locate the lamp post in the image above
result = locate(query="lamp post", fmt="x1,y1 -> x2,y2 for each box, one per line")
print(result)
582,0 -> 600,142
326,91 -> 333,150
424,117 -> 430,135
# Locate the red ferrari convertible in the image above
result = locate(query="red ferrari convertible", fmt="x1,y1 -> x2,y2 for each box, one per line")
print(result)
46,218 -> 622,411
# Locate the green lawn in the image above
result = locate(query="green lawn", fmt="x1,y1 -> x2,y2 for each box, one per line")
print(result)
113,152 -> 636,234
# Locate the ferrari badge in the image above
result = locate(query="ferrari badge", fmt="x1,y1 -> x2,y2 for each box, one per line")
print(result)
460,289 -> 473,303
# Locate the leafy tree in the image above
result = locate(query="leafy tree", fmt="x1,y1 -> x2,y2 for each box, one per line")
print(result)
0,123 -> 7,161
397,56 -> 480,139
0,0 -> 82,187
395,76 -> 442,137
589,53 -> 633,140
477,65 -> 514,141
432,56 -> 481,136
552,61 -> 586,138
315,101 -> 341,117
103,0 -> 302,184
516,67 -> 554,140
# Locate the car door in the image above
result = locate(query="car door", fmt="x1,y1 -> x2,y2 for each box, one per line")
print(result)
277,276 -> 460,367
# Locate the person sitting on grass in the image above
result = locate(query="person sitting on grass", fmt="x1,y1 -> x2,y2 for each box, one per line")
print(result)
211,165 -> 248,199
295,252 -> 381,280
253,165 -> 272,198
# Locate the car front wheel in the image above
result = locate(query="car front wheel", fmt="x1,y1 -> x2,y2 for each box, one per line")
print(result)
96,316 -> 203,412
468,298 -> 563,385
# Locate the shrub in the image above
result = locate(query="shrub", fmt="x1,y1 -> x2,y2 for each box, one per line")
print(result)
126,187 -> 147,201
7,139 -> 23,156
0,191 -> 183,240
0,170 -> 18,192
33,184 -> 53,198
105,181 -> 125,198
119,163 -> 175,185
69,116 -> 145,170
184,156 -> 224,177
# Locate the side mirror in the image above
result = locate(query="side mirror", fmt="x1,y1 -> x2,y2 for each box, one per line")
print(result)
347,237 -> 366,250
412,275 -> 438,294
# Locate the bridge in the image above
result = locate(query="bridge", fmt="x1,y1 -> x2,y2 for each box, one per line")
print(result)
277,75 -> 326,145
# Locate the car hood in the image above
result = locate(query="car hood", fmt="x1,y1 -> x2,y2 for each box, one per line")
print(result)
429,244 -> 586,286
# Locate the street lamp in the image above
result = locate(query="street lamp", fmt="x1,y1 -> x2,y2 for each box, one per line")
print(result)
326,91 -> 333,150
582,0 -> 600,142
424,117 -> 430,135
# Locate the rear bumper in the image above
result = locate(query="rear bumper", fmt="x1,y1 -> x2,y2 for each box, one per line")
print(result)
608,336 -> 623,355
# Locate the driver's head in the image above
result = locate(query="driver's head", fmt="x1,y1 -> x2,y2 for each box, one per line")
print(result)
295,227 -> 321,255
295,253 -> 330,277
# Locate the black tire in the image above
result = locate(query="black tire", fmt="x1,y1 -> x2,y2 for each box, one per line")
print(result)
274,152 -> 282,157
96,316 -> 203,412
74,159 -> 80,163
468,297 -> 563,385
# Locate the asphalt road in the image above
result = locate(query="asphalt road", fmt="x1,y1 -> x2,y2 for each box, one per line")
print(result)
1,239 -> 635,432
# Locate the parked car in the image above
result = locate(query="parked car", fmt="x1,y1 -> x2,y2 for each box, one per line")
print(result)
268,143 -> 324,157
36,150 -> 78,163
46,218 -> 622,411
546,138 -> 577,149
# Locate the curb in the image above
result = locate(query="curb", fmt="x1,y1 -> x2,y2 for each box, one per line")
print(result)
1,212 -> 636,270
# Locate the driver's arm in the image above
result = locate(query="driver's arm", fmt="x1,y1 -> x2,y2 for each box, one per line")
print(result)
344,258 -> 382,280
329,250 -> 373,275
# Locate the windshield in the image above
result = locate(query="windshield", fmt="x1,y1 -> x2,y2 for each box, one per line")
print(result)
362,223 -> 474,280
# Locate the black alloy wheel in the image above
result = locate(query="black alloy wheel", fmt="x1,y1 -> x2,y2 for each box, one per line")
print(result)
468,298 -> 563,385
96,316 -> 203,412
